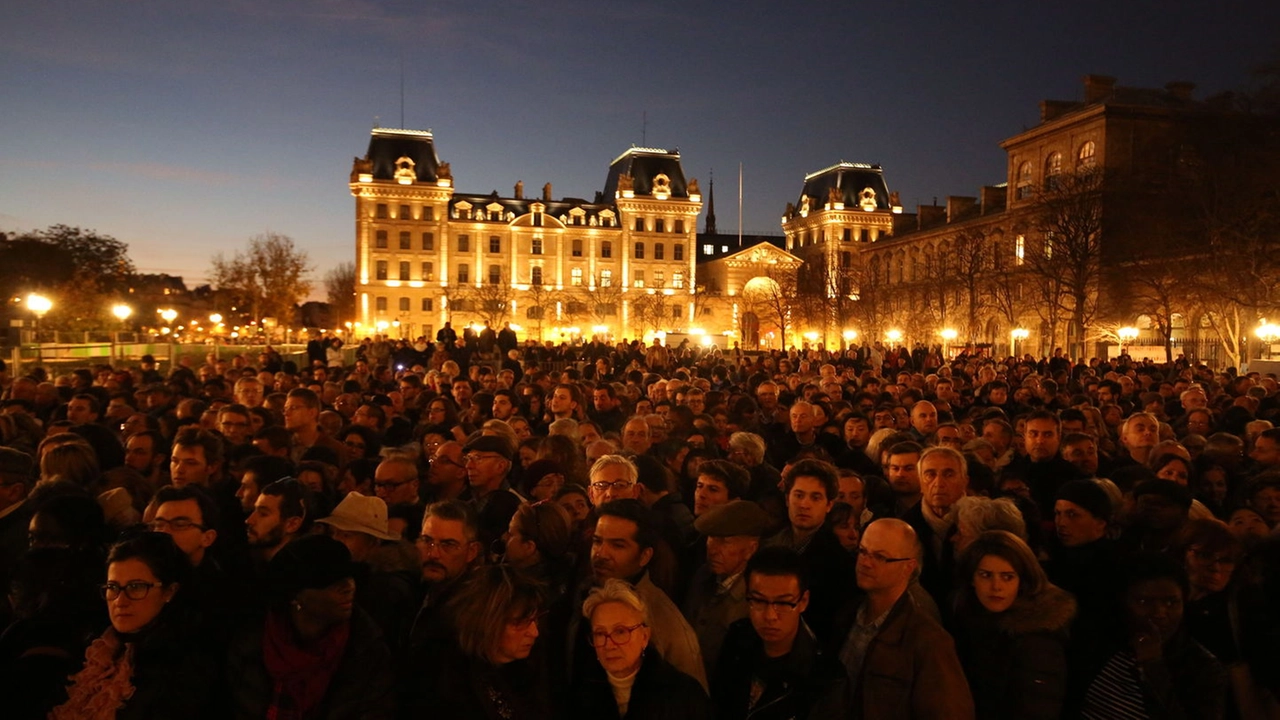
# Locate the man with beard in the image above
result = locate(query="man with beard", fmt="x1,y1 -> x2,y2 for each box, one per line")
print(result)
245,477 -> 309,562
884,441 -> 923,518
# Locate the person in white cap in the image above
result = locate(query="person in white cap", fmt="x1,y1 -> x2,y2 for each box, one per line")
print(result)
317,492 -> 419,650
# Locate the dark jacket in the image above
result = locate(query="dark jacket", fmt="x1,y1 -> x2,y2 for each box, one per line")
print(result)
766,526 -> 856,642
954,585 -> 1076,720
429,648 -> 550,720
227,607 -> 395,720
571,649 -> 711,720
711,617 -> 850,720
848,591 -> 975,720
1082,630 -> 1227,720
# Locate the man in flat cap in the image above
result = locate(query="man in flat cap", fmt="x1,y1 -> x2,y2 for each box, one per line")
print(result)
460,434 -> 523,549
682,499 -> 772,675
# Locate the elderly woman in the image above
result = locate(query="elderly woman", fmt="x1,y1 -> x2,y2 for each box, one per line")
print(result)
52,532 -> 216,720
572,579 -> 710,720
949,496 -> 1027,555
953,531 -> 1075,720
227,535 -> 394,720
429,564 -> 550,720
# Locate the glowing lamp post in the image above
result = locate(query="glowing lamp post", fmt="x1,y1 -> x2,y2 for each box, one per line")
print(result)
886,329 -> 903,345
842,329 -> 858,351
1256,322 -> 1280,360
27,293 -> 52,361
1011,327 -> 1029,357
940,328 -> 958,358
1118,326 -> 1139,356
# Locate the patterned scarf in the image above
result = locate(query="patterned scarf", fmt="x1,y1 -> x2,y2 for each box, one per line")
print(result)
261,610 -> 351,720
50,630 -> 135,720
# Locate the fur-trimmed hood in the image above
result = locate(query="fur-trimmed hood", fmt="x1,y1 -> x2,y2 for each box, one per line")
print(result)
995,584 -> 1077,636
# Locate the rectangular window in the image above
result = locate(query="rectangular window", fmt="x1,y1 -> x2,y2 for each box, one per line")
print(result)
488,265 -> 501,285
841,251 -> 852,268
532,238 -> 543,255
376,204 -> 388,219
421,298 -> 434,312
672,272 -> 684,288
655,218 -> 666,233
423,207 -> 435,221
634,270 -> 645,288
398,262 -> 410,280
859,229 -> 870,243
375,230 -> 388,249
654,243 -> 665,260
1015,235 -> 1025,266
634,242 -> 645,259
654,270 -> 664,286
399,231 -> 411,250
600,269 -> 613,287
422,232 -> 434,251
399,297 -> 410,312
571,268 -> 583,286
703,244 -> 714,255
601,241 -> 612,258
675,220 -> 685,233
843,228 -> 853,242
489,236 -> 501,253
399,205 -> 411,220
458,264 -> 469,283
634,218 -> 646,232
671,305 -> 681,319
532,267 -> 544,286
674,244 -> 684,261
458,235 -> 470,253
375,261 -> 388,280
375,296 -> 387,312
421,262 -> 434,281
572,239 -> 582,257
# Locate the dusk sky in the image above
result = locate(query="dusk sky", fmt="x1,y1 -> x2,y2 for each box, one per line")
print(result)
3,1 -> 1277,294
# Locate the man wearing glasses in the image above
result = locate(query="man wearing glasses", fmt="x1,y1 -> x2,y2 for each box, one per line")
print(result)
424,440 -> 468,503
836,518 -> 973,719
587,454 -> 642,506
460,435 -> 522,548
712,546 -> 850,719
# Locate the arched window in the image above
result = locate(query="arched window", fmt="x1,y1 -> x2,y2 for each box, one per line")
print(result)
1016,162 -> 1033,199
1044,152 -> 1063,190
1077,141 -> 1096,169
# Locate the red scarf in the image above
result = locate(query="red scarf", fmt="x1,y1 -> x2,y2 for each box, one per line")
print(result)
262,610 -> 350,720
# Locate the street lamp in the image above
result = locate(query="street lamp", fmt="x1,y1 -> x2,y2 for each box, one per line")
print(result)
1011,327 -> 1029,357
940,328 -> 958,360
1118,326 -> 1139,356
1255,322 -> 1280,360
27,293 -> 52,361
112,304 -> 132,322
886,329 -> 903,344
159,308 -> 178,324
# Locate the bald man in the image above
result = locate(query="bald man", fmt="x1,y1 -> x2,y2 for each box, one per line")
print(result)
836,519 -> 974,719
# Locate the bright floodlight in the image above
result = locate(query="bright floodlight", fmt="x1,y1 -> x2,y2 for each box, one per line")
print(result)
159,308 -> 178,323
209,313 -> 223,324
842,329 -> 858,341
1118,326 -> 1139,341
26,293 -> 52,315
1256,323 -> 1280,342
940,328 -> 958,341
886,329 -> 903,342
1011,328 -> 1030,340
112,304 -> 132,321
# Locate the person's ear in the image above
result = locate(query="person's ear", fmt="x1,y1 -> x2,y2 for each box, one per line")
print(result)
465,540 -> 481,565
639,546 -> 654,569
796,590 -> 811,614
201,528 -> 218,549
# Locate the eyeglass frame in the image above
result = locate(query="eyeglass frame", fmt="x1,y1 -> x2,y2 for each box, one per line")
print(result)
588,622 -> 648,647
746,595 -> 804,614
150,517 -> 207,532
100,581 -> 165,601
590,479 -> 635,492
856,547 -> 915,565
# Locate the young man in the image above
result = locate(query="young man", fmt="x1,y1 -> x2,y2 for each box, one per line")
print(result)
712,546 -> 850,719
245,478 -> 309,562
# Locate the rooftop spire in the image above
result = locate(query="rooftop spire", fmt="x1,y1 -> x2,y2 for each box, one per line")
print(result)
706,169 -> 717,235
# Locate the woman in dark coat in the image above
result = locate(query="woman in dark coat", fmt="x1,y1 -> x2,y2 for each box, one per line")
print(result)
226,534 -> 394,720
51,532 -> 218,720
571,578 -> 710,720
953,530 -> 1076,720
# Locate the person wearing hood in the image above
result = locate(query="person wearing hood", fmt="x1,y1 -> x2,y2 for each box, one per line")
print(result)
952,530 -> 1076,720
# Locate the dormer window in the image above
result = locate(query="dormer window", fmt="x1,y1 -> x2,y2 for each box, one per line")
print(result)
394,156 -> 416,185
652,173 -> 671,199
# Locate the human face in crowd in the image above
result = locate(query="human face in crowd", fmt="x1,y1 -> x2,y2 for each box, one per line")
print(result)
1184,544 -> 1237,597
529,472 -> 565,502
491,394 -> 516,421
972,555 -> 1020,613
786,476 -> 833,534
622,419 -> 652,455
872,408 -> 895,431
549,387 -> 577,417
648,382 -> 668,404
1251,485 -> 1280,526
910,402 -> 937,436
1250,436 -> 1280,468
590,515 -> 652,584
706,534 -> 758,577
1126,577 -> 1184,645
1063,438 -> 1099,477
844,417 -> 871,448
492,609 -> 541,665
593,388 -> 616,413
747,572 -> 809,655
789,405 -> 814,435
465,450 -> 511,492
556,491 -> 591,524
982,423 -> 1010,456
1182,389 -> 1208,412
1024,418 -> 1060,462
1228,508 -> 1270,541
755,383 -> 778,411
296,576 -> 356,630
1123,416 -> 1159,453
855,521 -> 917,594
283,397 -> 318,432
685,392 -> 706,415
122,413 -> 151,438
1155,458 -> 1191,486
510,418 -> 533,440
66,397 -> 97,425
152,499 -> 216,565
170,445 -> 212,487
503,515 -> 539,566
919,452 -> 967,517
236,473 -> 262,514
235,381 -> 264,408
835,475 -> 866,516
246,493 -> 292,549
892,407 -> 910,431
416,515 -> 479,584
125,434 -> 160,474
427,400 -> 449,426
1054,499 -> 1107,547
104,558 -> 177,635
589,600 -> 651,678
693,474 -> 731,517
375,461 -> 420,505
219,411 -> 252,445
1184,410 -> 1211,437
833,518 -> 860,552
886,452 -> 921,498
933,425 -> 963,451
589,463 -> 639,506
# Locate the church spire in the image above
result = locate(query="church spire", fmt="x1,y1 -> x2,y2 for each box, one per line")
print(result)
705,169 -> 717,235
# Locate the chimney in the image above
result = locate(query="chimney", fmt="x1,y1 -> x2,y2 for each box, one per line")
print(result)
917,203 -> 946,230
1166,81 -> 1196,101
1040,100 -> 1076,123
946,196 -> 977,223
1083,74 -> 1117,104
514,180 -> 524,199
542,182 -> 552,201
979,185 -> 1007,215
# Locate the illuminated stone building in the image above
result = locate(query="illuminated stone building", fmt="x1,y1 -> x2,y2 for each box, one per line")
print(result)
350,128 -> 701,340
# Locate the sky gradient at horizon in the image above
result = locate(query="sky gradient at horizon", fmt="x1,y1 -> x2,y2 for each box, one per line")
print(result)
2,1 -> 1277,292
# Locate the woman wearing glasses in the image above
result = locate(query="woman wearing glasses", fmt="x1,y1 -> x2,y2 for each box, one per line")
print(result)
52,531 -> 218,720
572,579 -> 710,720
952,530 -> 1075,720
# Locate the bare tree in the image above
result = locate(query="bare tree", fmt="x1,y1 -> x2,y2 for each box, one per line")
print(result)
323,262 -> 356,326
211,232 -> 312,328
575,275 -> 626,331
521,281 -> 567,341
741,265 -> 799,349
629,291 -> 670,338
1024,170 -> 1104,358
453,269 -> 514,327
1126,259 -> 1188,364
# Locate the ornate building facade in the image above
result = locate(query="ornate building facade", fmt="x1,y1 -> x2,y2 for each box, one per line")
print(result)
350,129 -> 701,341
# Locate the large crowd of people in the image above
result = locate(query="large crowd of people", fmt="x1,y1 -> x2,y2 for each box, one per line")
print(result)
1,332 -> 1279,719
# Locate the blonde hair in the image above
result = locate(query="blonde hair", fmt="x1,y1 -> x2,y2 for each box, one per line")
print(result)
582,578 -> 649,624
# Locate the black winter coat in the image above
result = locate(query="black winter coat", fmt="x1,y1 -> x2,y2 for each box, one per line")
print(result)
570,649 -> 711,720
711,618 -> 850,720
